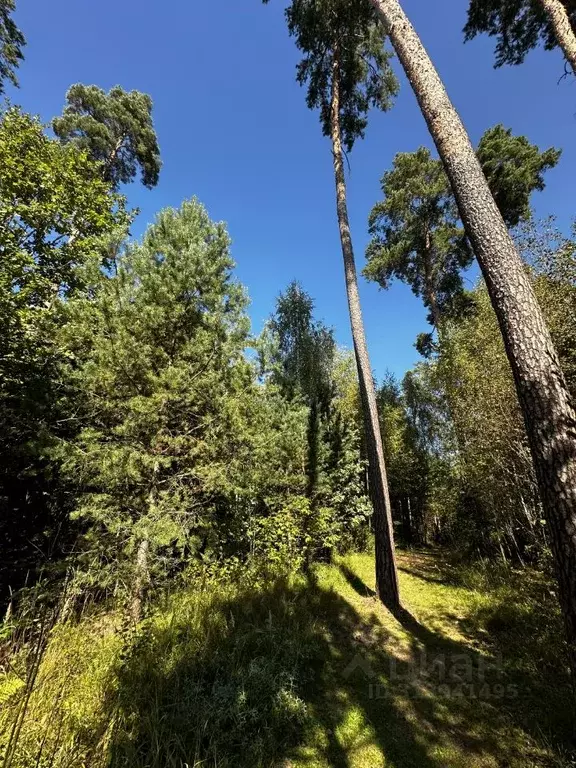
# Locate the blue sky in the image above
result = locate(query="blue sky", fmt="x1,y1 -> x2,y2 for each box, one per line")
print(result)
10,0 -> 575,380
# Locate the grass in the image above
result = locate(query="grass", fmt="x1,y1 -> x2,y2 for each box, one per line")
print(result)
1,549 -> 574,767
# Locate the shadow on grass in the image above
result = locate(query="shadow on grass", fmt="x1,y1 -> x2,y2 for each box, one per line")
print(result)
339,559 -> 575,766
105,561 -> 575,768
397,566 -> 448,585
338,563 -> 376,598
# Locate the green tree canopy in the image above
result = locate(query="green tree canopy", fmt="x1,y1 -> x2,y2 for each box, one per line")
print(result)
265,281 -> 335,407
377,373 -> 429,544
365,126 -> 560,346
365,146 -> 471,332
477,125 -> 560,227
464,0 -> 576,67
262,281 -> 336,499
0,106 -> 126,595
52,84 -> 161,190
0,107 -> 126,310
0,0 -> 24,93
267,0 -> 398,151
57,199 -> 251,594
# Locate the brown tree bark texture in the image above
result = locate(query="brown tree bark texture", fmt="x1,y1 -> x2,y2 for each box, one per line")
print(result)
369,0 -> 576,679
539,0 -> 576,75
330,49 -> 400,609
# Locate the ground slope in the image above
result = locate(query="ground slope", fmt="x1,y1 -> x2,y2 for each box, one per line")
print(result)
1,550 -> 573,767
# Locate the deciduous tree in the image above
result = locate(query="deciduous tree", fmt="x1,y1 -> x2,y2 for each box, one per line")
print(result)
264,282 -> 335,498
0,107 -> 126,597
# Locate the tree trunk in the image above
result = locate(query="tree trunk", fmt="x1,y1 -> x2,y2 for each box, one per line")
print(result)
130,538 -> 149,623
306,397 -> 320,500
539,0 -> 576,75
103,135 -> 126,183
330,47 -> 400,609
401,496 -> 413,545
369,0 -> 576,683
423,230 -> 441,331
406,496 -> 414,544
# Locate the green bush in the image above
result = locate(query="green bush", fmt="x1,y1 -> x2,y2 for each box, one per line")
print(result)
0,571 -> 325,768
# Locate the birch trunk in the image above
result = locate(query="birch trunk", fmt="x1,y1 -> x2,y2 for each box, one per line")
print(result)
330,48 -> 400,609
368,0 -> 576,681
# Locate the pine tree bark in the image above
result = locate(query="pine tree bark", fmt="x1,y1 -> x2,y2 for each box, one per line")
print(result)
539,0 -> 576,75
330,47 -> 400,609
422,233 -> 441,331
103,134 -> 126,184
368,0 -> 576,681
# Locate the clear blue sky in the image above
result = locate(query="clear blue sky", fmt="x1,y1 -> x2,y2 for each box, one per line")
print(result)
10,0 -> 575,380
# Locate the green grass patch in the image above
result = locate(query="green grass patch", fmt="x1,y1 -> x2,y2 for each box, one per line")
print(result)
0,550 -> 573,767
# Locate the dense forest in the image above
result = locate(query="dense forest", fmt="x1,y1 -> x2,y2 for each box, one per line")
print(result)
1,0 -> 576,766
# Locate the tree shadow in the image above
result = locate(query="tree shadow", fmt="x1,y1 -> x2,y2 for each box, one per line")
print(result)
338,563 -> 376,597
103,563 -> 575,768
338,559 -> 575,764
397,566 -> 447,585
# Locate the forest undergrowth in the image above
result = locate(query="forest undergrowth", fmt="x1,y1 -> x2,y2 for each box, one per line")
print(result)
1,548 -> 573,768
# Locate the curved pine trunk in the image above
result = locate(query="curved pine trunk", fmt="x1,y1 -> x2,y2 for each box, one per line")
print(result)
539,0 -> 576,75
330,49 -> 399,610
369,0 -> 576,681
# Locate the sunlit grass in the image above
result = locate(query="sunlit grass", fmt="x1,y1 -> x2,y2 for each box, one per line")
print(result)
0,550 -> 573,767
289,550 -> 572,767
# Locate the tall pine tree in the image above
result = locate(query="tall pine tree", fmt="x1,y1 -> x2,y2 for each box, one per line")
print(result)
53,84 -> 161,190
265,0 -> 400,607
368,0 -> 576,687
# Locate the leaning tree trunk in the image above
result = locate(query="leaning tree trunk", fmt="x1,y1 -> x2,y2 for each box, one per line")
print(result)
330,48 -> 400,609
539,0 -> 576,75
368,0 -> 576,681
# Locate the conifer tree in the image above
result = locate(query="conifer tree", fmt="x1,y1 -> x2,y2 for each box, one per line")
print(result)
365,126 -> 560,347
0,0 -> 24,94
366,147 -> 469,340
57,199 -> 250,618
477,125 -> 560,228
53,84 -> 161,190
464,0 -> 576,76
265,0 -> 400,607
368,0 -> 576,685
